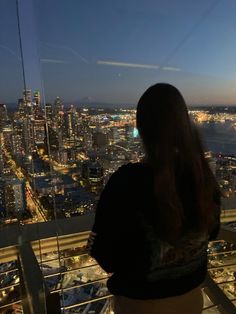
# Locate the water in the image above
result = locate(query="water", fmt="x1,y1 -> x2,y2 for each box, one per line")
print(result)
198,121 -> 236,155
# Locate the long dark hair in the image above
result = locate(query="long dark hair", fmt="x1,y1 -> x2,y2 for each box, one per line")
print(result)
136,83 -> 219,244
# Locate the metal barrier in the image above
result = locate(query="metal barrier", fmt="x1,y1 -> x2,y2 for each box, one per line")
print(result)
0,220 -> 236,313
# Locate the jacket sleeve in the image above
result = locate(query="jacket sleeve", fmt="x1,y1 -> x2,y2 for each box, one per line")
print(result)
89,168 -> 124,273
208,187 -> 221,241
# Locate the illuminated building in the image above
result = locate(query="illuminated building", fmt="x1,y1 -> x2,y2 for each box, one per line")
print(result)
23,90 -> 32,103
58,149 -> 68,165
0,104 -> 8,130
34,175 -> 77,196
125,124 -> 133,140
54,96 -> 63,113
83,132 -> 93,149
3,178 -> 26,216
18,98 -> 25,118
32,118 -> 46,145
33,91 -> 41,118
208,159 -> 217,176
33,90 -> 40,105
0,132 -> 4,173
22,117 -> 34,156
2,124 -> 13,152
82,160 -> 104,193
93,131 -> 108,148
19,90 -> 33,117
0,179 -> 5,203
46,126 -> 59,152
65,105 -> 78,138
54,96 -> 64,127
45,103 -> 53,123
12,120 -> 25,158
133,127 -> 139,138
12,134 -> 24,158
109,127 -> 119,143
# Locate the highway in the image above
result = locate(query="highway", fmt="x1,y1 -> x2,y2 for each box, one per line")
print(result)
3,147 -> 47,223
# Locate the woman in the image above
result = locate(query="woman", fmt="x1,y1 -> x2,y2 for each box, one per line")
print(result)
88,83 -> 221,313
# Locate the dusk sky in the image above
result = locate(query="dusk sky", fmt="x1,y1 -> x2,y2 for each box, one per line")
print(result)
1,0 -> 236,105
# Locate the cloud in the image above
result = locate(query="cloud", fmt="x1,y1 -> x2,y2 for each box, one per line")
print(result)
97,60 -> 160,69
40,58 -> 67,64
97,60 -> 181,72
162,66 -> 181,72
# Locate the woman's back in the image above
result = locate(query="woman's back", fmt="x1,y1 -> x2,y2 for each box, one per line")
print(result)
91,162 -> 220,299
89,83 -> 221,313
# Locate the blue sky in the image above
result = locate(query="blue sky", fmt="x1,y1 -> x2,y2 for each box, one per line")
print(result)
1,0 -> 236,105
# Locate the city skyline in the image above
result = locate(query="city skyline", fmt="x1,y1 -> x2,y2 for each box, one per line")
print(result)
1,90 -> 236,228
2,0 -> 236,105
1,77 -> 236,312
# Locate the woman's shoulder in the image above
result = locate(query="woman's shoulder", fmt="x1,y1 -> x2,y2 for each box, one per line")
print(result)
114,162 -> 151,177
107,163 -> 152,190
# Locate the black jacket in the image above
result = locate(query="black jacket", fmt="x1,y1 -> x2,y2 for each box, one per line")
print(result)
90,163 -> 221,299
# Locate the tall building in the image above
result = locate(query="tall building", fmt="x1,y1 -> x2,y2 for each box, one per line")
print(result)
12,120 -> 25,158
32,118 -> 46,145
23,90 -> 32,103
109,127 -> 119,143
46,126 -> 59,152
33,90 -> 40,105
20,90 -> 33,117
65,105 -> 77,138
33,91 -> 41,118
58,149 -> 68,165
3,178 -> 26,216
22,117 -> 34,156
125,124 -> 134,140
82,160 -> 104,193
0,178 -> 6,218
93,131 -> 108,148
54,97 -> 63,116
18,98 -> 25,118
83,132 -> 93,149
0,104 -> 8,130
45,103 -> 53,123
2,124 -> 13,152
0,132 -> 4,174
53,97 -> 65,135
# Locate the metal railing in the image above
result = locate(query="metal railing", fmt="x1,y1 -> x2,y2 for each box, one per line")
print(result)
0,219 -> 236,314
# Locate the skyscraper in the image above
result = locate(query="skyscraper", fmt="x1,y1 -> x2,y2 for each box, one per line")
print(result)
33,91 -> 40,105
65,105 -> 77,138
0,104 -> 8,130
12,120 -> 25,158
20,90 -> 33,116
54,97 -> 64,116
82,160 -> 104,193
0,132 -> 4,174
22,117 -> 34,156
0,178 -> 6,218
33,91 -> 41,118
32,118 -> 46,145
3,178 -> 26,216
93,131 -> 108,148
45,103 -> 53,123
23,90 -> 32,103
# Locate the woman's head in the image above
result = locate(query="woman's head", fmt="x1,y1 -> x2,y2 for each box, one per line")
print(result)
137,83 -> 196,166
136,83 -> 219,243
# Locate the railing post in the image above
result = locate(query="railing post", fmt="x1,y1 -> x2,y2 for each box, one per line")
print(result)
18,238 -> 47,314
46,292 -> 61,314
205,274 -> 236,314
